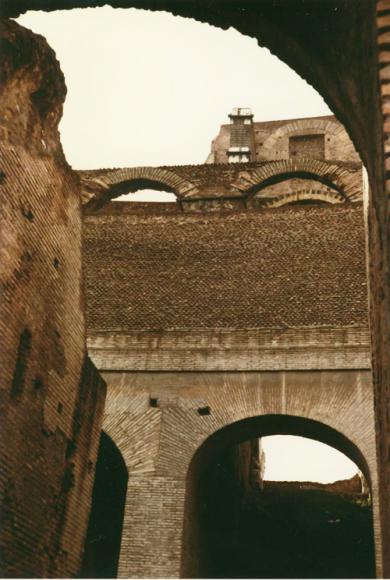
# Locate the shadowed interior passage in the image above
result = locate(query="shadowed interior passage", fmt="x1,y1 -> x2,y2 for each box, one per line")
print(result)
80,432 -> 128,579
182,416 -> 375,579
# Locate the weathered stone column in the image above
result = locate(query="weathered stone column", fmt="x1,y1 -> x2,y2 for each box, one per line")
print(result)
0,20 -> 106,577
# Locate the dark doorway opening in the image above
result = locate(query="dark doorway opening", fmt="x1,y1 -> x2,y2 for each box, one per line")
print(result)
80,431 -> 128,578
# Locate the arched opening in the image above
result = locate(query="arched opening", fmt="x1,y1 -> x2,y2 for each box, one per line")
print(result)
107,178 -> 177,203
116,190 -> 176,202
254,178 -> 341,201
80,431 -> 128,579
262,435 -> 363,484
248,175 -> 346,208
260,189 -> 345,209
102,178 -> 178,212
81,177 -> 179,211
246,171 -> 346,201
182,415 -> 375,579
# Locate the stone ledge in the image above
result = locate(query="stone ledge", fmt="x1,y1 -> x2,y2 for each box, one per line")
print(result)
87,326 -> 371,371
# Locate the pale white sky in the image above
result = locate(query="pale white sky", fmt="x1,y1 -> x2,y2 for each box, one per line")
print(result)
262,436 -> 358,483
16,8 -> 358,484
17,6 -> 331,169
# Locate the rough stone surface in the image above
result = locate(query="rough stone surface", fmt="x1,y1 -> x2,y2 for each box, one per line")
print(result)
84,203 -> 368,332
87,326 -> 371,372
0,19 -> 66,158
263,474 -> 366,495
369,4 -> 390,574
0,20 -> 106,578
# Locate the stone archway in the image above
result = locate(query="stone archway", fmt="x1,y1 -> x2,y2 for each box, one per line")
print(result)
2,4 -> 390,578
80,166 -> 199,208
231,159 -> 362,202
99,368 -> 380,578
260,117 -> 357,162
181,414 -> 375,578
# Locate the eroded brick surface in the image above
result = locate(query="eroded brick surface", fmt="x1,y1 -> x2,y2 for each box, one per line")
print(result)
0,20 -> 106,578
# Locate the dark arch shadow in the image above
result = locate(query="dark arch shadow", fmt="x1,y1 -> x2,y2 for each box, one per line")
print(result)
97,178 -> 178,208
181,414 -> 373,579
109,178 -> 176,197
245,171 -> 348,201
80,431 -> 128,579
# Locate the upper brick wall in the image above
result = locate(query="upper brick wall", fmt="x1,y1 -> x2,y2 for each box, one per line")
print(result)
207,115 -> 361,164
84,203 -> 367,332
79,158 -> 363,210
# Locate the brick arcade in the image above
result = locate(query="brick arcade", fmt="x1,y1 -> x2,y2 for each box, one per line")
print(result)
1,3 -> 390,579
81,112 -> 378,577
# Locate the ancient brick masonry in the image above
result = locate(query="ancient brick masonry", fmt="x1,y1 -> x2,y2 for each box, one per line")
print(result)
79,156 -> 363,211
78,28 -> 383,578
83,201 -> 380,577
2,1 -> 390,578
207,114 -> 360,164
84,204 -> 368,332
0,20 -> 106,578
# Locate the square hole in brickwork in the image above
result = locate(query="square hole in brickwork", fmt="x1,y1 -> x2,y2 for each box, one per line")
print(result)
197,406 -> 211,416
149,397 -> 159,408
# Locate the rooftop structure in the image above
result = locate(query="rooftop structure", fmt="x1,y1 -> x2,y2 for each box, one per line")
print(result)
206,112 -> 360,166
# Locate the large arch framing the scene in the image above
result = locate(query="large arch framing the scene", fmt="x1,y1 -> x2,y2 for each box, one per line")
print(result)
2,2 -> 390,578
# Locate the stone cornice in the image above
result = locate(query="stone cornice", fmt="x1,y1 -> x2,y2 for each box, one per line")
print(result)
87,326 -> 371,371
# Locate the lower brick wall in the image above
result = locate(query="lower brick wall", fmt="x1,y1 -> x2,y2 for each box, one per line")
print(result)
99,368 -> 382,578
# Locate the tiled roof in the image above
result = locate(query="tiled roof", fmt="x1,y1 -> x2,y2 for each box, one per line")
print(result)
83,203 -> 367,332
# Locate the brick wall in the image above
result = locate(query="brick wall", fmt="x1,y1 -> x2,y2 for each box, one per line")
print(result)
208,116 -> 361,165
289,134 -> 325,159
370,4 -> 390,575
0,20 -> 106,577
79,158 -> 362,208
84,204 -> 367,332
98,369 -> 380,578
84,196 -> 380,575
2,2 -> 389,577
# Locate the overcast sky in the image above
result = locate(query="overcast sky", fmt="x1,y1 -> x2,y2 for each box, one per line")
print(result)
17,6 -> 331,169
15,8 -> 358,484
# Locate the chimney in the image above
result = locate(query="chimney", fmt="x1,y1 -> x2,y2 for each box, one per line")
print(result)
227,107 -> 254,163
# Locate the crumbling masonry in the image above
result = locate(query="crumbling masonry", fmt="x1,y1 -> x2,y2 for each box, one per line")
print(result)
1,2 -> 390,579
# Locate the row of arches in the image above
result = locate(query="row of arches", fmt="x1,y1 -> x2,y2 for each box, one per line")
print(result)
82,414 -> 376,579
80,159 -> 362,210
